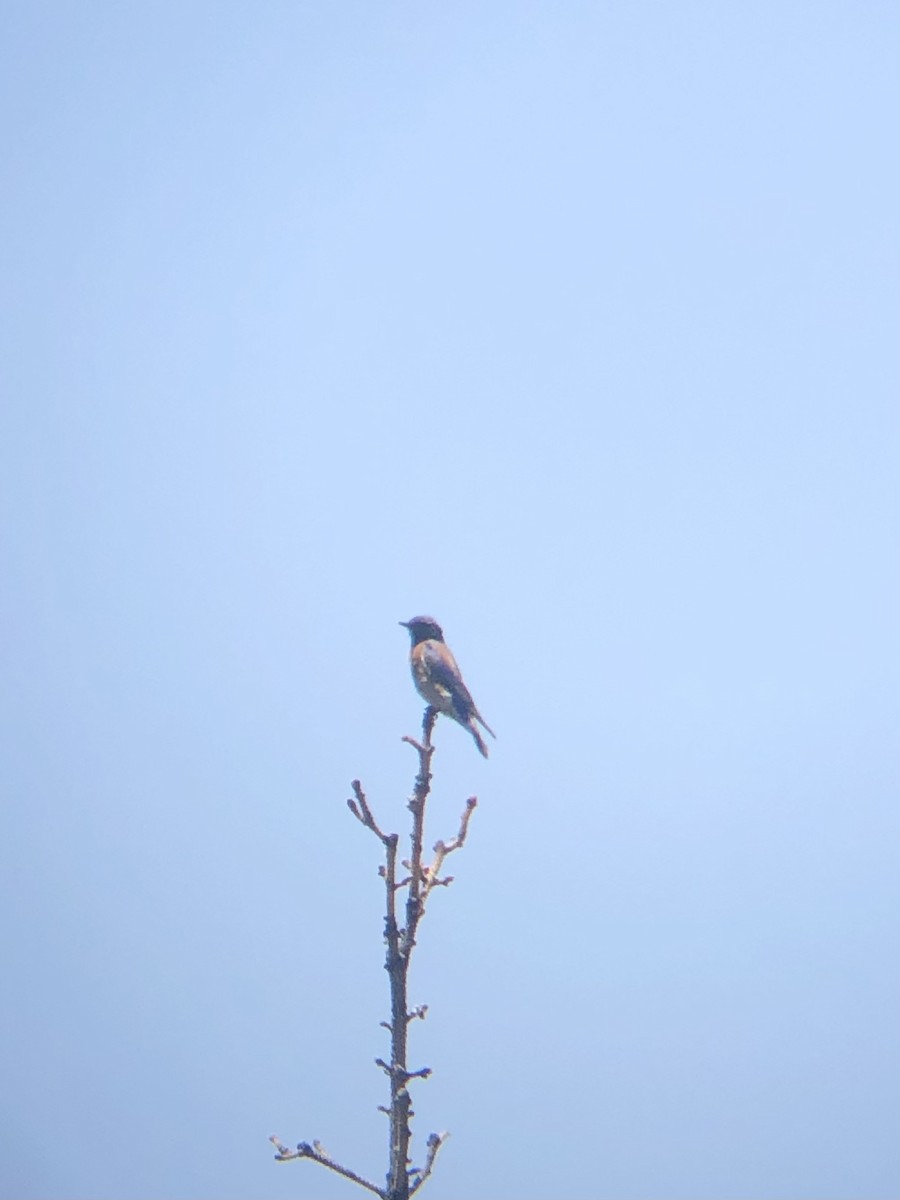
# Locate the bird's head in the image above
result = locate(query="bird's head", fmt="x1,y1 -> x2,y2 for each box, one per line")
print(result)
400,616 -> 445,645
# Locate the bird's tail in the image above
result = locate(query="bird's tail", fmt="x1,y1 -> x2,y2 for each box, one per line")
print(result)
474,709 -> 496,740
468,723 -> 490,758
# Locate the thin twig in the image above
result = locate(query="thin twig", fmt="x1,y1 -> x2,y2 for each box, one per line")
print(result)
348,779 -> 391,844
422,797 -> 477,905
409,1132 -> 449,1197
269,1137 -> 385,1198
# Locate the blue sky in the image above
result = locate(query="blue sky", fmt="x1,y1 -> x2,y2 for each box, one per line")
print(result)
1,3 -> 898,1198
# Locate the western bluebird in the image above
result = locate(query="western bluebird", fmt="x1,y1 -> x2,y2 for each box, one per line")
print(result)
400,616 -> 496,758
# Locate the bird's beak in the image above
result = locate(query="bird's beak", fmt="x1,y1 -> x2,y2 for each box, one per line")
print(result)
399,620 -> 409,628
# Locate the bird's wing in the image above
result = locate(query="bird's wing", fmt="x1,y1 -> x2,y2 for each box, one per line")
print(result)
421,641 -> 476,720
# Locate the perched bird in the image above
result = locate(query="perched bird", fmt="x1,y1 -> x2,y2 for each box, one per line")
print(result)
400,616 -> 496,757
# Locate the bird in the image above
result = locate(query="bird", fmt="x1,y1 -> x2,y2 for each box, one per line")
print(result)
400,616 -> 496,757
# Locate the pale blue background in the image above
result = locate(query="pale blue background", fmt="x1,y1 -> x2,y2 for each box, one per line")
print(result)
1,3 -> 898,1198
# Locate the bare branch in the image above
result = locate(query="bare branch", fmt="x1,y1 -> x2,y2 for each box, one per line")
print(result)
409,1132 -> 449,1197
269,1136 -> 385,1198
422,796 -> 477,906
404,1065 -> 432,1082
274,703 -> 476,1199
400,705 -> 439,757
376,1059 -> 432,1084
400,715 -> 436,960
348,779 -> 392,844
